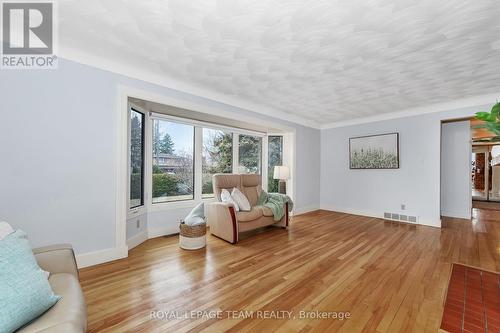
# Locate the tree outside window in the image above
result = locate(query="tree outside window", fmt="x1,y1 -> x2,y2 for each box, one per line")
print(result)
202,129 -> 233,197
238,134 -> 262,174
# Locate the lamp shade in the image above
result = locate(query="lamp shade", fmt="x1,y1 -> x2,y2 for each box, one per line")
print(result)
273,166 -> 290,180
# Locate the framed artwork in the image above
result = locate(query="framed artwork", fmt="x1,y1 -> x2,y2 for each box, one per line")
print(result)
349,133 -> 399,169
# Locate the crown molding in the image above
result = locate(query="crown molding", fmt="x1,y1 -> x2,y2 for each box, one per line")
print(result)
320,93 -> 500,129
58,46 -> 322,129
55,47 -> 500,131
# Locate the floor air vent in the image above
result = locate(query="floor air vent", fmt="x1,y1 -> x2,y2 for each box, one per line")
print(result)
384,212 -> 418,224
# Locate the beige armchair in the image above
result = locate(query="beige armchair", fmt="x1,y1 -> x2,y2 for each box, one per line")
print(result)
207,174 -> 288,244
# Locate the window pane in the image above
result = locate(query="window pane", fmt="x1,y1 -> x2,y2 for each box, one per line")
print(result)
152,119 -> 194,203
130,109 -> 144,208
268,136 -> 283,192
202,129 -> 233,198
238,134 -> 262,174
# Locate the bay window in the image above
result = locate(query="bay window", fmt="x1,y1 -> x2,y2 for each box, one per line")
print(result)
128,107 -> 285,209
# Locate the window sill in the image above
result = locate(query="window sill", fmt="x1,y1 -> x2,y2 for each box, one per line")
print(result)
148,197 -> 216,213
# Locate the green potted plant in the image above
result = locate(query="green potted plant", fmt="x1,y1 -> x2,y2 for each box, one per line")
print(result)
473,102 -> 500,142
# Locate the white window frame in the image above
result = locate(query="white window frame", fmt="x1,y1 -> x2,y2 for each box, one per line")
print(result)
127,103 -> 148,219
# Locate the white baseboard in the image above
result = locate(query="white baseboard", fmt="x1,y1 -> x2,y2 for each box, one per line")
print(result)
75,245 -> 128,269
441,210 -> 471,220
320,204 -> 383,219
292,204 -> 320,216
320,205 -> 442,228
126,230 -> 148,250
147,224 -> 179,239
76,226 -> 179,269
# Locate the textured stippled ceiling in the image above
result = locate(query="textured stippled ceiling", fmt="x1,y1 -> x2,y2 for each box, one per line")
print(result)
59,0 -> 500,127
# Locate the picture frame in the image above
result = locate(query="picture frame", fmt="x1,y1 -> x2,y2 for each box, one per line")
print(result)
349,133 -> 399,169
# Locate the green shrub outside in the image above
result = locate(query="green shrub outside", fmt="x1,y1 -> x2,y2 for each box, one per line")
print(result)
152,173 -> 179,198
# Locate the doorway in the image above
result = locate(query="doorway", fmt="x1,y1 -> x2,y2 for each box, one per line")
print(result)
471,144 -> 500,202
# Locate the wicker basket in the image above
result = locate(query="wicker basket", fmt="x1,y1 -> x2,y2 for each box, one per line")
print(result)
179,222 -> 206,238
179,222 -> 207,250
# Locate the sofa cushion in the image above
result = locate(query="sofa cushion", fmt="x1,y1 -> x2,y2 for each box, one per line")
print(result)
220,189 -> 239,211
0,230 -> 61,333
242,186 -> 259,207
240,174 -> 262,206
231,187 -> 251,211
18,273 -> 87,333
259,206 -> 274,217
236,207 -> 263,222
212,174 -> 241,201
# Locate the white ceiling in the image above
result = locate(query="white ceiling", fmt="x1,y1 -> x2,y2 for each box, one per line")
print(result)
59,0 -> 500,127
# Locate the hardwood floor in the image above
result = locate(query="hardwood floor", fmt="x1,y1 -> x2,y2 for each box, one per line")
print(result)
79,209 -> 500,332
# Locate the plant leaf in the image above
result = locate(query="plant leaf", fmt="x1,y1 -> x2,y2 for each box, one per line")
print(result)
491,102 -> 500,118
475,112 -> 493,121
485,122 -> 500,135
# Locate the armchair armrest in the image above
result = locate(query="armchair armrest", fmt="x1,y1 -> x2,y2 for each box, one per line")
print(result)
33,244 -> 79,278
207,202 -> 238,244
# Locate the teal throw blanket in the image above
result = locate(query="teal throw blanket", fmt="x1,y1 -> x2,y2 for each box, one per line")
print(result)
257,191 -> 293,221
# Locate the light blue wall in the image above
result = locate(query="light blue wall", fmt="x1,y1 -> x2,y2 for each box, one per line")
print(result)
0,59 -> 321,254
126,213 -> 147,240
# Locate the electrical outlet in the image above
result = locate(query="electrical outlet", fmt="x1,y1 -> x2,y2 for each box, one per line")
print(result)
136,220 -> 140,229
401,204 -> 406,210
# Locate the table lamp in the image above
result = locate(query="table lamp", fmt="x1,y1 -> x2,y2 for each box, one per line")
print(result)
273,166 -> 290,194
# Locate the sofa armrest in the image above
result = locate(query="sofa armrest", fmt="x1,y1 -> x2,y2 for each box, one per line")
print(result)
33,244 -> 79,278
207,202 -> 238,244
